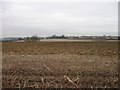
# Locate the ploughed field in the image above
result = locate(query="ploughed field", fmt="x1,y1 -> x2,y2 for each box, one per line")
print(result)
2,42 -> 118,88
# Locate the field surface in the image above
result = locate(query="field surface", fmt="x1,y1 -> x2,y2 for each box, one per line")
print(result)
2,41 -> 118,88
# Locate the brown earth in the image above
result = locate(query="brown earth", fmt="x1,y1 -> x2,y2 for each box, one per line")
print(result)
2,41 -> 118,88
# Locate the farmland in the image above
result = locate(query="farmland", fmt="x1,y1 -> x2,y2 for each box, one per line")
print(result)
2,41 -> 118,88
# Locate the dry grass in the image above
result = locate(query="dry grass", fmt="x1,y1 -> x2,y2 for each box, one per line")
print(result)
2,42 -> 118,88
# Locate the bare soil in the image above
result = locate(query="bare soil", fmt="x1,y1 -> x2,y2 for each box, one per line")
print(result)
2,42 -> 118,88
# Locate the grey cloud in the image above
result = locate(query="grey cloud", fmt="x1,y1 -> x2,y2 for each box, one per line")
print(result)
2,2 -> 118,37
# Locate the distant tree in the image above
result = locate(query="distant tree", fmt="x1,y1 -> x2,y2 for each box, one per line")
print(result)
24,37 -> 31,41
18,38 -> 23,40
31,35 -> 39,41
103,35 -> 107,39
61,35 -> 65,38
24,35 -> 39,41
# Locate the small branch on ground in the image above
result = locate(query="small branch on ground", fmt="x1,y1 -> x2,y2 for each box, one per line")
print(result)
43,64 -> 53,72
23,81 -> 27,88
64,75 -> 78,88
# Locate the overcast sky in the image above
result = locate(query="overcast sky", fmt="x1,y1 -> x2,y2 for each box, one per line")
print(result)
1,0 -> 119,37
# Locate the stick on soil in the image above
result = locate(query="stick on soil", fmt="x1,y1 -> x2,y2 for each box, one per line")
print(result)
43,64 -> 53,72
64,75 -> 78,88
